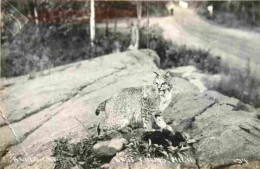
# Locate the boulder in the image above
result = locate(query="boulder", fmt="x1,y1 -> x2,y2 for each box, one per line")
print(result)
106,88 -> 260,169
92,138 -> 128,157
0,49 -> 160,168
1,49 -> 259,169
163,90 -> 260,165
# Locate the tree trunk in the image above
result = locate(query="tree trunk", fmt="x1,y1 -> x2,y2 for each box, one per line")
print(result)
106,7 -> 109,36
33,6 -> 39,25
90,0 -> 95,47
137,2 -> 142,27
114,11 -> 118,34
227,0 -> 231,11
147,2 -> 149,28
33,0 -> 39,33
252,1 -> 256,25
147,2 -> 150,49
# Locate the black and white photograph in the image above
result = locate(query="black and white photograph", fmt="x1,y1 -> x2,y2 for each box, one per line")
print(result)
0,0 -> 260,168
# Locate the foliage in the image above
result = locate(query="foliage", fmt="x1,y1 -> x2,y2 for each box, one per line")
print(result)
195,1 -> 260,28
126,131 -> 196,162
1,24 -> 130,77
163,45 -> 221,74
140,25 -> 221,74
1,23 -> 222,77
52,129 -> 196,169
206,60 -> 260,108
52,136 -> 103,169
144,2 -> 169,17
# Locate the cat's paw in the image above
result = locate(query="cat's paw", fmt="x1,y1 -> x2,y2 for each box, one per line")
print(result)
165,125 -> 173,132
151,128 -> 161,132
144,128 -> 155,132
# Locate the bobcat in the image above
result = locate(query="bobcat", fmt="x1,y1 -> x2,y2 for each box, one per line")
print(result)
95,71 -> 173,135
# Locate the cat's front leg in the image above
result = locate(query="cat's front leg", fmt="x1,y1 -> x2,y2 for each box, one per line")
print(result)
143,118 -> 153,132
153,115 -> 173,132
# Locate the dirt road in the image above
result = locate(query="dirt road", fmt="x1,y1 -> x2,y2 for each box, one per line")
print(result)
148,6 -> 260,73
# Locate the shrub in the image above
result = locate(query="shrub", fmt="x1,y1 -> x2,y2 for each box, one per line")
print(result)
52,129 -> 196,169
1,24 -> 131,78
52,136 -> 103,169
139,25 -> 221,74
162,45 -> 221,74
206,60 -> 260,108
1,23 -> 221,77
195,1 -> 260,28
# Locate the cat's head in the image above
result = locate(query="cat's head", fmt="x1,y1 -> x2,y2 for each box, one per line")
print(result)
153,71 -> 173,96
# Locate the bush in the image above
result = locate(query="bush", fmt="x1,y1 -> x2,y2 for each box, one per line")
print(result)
206,60 -> 260,108
2,23 -> 221,77
139,25 -> 221,74
162,45 -> 221,74
52,136 -> 103,169
195,1 -> 260,29
1,24 -> 131,77
52,129 -> 196,169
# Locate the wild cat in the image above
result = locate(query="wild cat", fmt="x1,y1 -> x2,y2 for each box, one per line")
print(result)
95,71 -> 173,135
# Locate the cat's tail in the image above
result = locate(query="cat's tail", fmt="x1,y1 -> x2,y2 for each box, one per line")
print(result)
95,100 -> 107,116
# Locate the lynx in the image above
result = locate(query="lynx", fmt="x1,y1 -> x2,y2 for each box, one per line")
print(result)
95,71 -> 173,135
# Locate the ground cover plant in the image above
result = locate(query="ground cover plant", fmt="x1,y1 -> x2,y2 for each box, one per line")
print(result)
52,128 -> 196,169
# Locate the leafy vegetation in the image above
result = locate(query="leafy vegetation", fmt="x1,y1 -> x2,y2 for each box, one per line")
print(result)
140,25 -> 221,74
1,23 -> 221,77
126,131 -> 195,162
52,136 -> 103,169
2,1 -> 257,108
1,24 -> 131,77
140,25 -> 259,108
206,60 -> 260,108
52,129 -> 196,169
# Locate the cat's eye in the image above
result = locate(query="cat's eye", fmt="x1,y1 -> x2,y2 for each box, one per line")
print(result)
154,82 -> 158,85
162,82 -> 168,85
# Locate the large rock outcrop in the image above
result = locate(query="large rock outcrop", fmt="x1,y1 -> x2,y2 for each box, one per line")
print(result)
163,90 -> 260,167
0,49 -> 160,168
0,49 -> 259,169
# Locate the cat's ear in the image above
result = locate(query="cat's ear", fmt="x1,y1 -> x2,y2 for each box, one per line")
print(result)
164,71 -> 171,79
153,71 -> 159,77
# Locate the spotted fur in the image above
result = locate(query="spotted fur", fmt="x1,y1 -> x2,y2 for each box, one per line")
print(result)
96,71 -> 173,135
